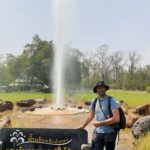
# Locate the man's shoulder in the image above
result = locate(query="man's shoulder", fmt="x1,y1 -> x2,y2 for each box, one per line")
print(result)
106,95 -> 116,101
106,95 -> 118,105
90,98 -> 97,106
107,96 -> 119,109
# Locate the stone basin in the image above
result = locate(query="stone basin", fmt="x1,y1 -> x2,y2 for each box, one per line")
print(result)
26,106 -> 89,116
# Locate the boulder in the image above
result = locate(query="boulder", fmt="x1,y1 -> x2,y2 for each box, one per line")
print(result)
0,116 -> 11,128
132,115 -> 150,138
29,107 -> 35,111
119,100 -> 129,114
0,104 -> 7,112
0,100 -> 13,112
134,104 -> 150,116
5,101 -> 13,110
125,114 -> 139,128
17,99 -> 36,107
84,101 -> 92,106
78,106 -> 83,109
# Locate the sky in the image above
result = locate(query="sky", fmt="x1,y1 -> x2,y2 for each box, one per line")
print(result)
0,0 -> 150,65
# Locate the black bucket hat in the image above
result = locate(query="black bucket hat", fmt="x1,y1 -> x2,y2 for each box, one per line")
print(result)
93,81 -> 110,93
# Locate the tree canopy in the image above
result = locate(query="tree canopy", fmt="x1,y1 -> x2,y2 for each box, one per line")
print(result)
0,35 -> 150,92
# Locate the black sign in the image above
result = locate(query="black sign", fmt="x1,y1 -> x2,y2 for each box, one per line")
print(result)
0,128 -> 88,150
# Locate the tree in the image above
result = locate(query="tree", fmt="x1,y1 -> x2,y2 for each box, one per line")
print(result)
111,51 -> 125,88
125,51 -> 141,89
95,44 -> 114,82
0,35 -> 54,91
22,35 -> 54,90
1,34 -> 150,92
128,51 -> 140,76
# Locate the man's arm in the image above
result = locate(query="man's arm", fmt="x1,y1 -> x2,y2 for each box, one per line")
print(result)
92,108 -> 120,127
78,111 -> 95,129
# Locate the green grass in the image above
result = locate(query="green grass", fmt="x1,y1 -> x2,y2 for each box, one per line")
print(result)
108,90 -> 150,108
74,90 -> 150,108
0,90 -> 149,108
0,92 -> 52,103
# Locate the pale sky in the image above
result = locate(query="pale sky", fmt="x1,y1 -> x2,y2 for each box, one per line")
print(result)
0,0 -> 150,65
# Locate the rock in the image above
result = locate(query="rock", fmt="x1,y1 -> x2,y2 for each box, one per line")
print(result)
56,107 -> 65,111
125,114 -> 139,128
21,108 -> 30,112
0,116 -> 11,128
126,115 -> 134,128
71,105 -> 76,108
119,100 -> 128,106
81,144 -> 91,150
5,101 -> 13,110
36,105 -> 43,109
132,115 -> 150,138
0,100 -> 13,112
78,106 -> 83,109
0,104 -> 7,112
29,107 -> 35,111
35,98 -> 47,104
17,99 -> 36,107
119,100 -> 129,115
21,105 -> 43,112
134,104 -> 150,116
84,101 -> 92,106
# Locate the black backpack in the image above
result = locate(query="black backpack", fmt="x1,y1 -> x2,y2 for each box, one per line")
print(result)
93,96 -> 126,132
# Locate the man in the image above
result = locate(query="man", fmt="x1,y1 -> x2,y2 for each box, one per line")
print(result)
78,81 -> 120,150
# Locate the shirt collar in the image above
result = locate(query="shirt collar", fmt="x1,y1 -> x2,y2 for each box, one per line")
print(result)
99,95 -> 108,101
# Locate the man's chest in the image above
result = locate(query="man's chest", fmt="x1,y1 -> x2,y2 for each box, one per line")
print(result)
95,99 -> 109,114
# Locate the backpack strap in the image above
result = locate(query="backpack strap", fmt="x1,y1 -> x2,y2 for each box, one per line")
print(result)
93,98 -> 98,112
108,96 -> 120,144
108,96 -> 113,117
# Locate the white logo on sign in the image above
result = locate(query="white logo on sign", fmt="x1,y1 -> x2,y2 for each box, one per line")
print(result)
10,129 -> 26,144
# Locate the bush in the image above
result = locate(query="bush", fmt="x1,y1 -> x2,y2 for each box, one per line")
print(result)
146,86 -> 150,93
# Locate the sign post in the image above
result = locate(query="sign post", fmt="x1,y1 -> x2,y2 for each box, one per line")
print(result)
0,128 -> 88,150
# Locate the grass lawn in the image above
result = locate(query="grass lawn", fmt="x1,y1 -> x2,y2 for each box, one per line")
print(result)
74,90 -> 150,108
0,92 -> 53,103
0,90 -> 149,108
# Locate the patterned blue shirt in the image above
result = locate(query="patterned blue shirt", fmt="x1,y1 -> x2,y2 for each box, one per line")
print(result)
90,95 -> 119,133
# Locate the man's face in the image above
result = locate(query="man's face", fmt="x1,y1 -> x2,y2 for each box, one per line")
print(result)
96,86 -> 106,96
